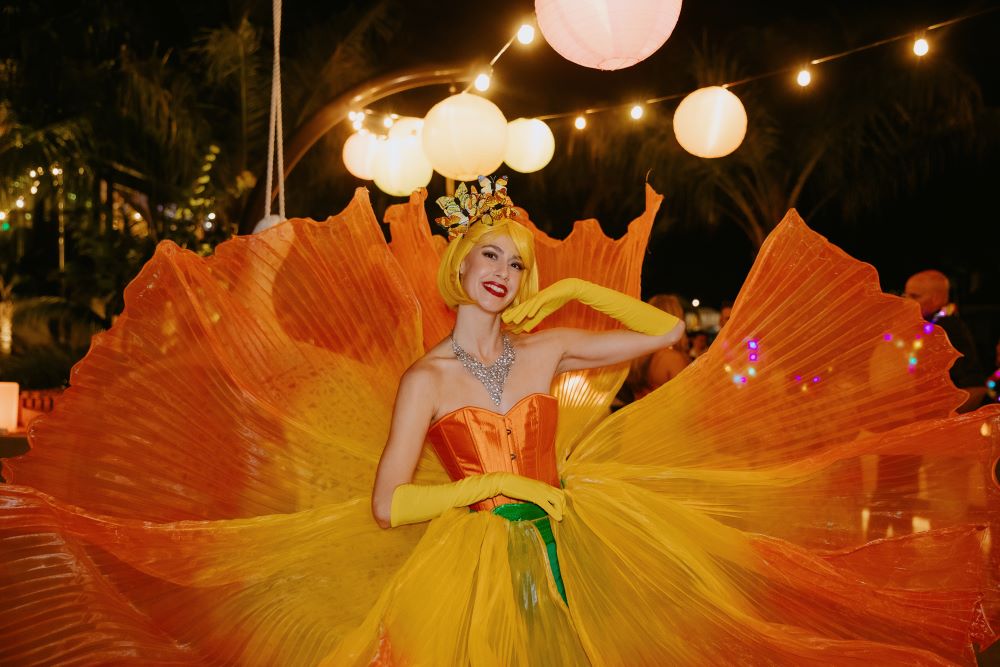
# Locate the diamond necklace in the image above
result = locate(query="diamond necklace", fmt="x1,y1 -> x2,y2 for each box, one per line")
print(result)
451,333 -> 515,406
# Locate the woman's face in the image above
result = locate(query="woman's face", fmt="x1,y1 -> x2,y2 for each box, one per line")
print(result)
459,232 -> 524,313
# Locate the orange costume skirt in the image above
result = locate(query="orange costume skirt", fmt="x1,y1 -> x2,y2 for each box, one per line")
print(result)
1,186 -> 998,665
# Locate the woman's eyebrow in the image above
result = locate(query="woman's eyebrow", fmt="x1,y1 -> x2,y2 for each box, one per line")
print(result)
481,244 -> 522,261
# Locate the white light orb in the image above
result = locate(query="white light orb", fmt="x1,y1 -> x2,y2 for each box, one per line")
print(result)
422,93 -> 508,181
504,118 -> 555,173
0,382 -> 18,432
474,73 -> 491,92
796,69 -> 811,87
574,115 -> 587,130
535,0 -> 683,71
342,130 -> 382,180
374,117 -> 433,197
630,104 -> 644,120
517,24 -> 535,45
913,38 -> 929,56
673,86 -> 747,158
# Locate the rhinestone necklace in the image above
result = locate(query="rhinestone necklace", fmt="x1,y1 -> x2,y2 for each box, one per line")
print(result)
451,333 -> 515,406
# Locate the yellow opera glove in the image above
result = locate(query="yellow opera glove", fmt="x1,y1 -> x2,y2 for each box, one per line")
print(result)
390,472 -> 566,527
503,278 -> 681,334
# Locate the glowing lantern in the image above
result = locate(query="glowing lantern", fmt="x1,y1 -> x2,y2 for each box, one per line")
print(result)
342,130 -> 382,180
673,86 -> 747,158
504,118 -> 555,173
0,382 -> 18,432
535,0 -> 683,71
422,93 -> 508,181
373,117 -> 433,197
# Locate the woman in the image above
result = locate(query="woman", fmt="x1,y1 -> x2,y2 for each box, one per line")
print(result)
373,180 -> 682,528
1,179 -> 997,665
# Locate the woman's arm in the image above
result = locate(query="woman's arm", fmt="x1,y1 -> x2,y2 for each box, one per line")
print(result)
547,322 -> 686,374
371,365 -> 436,529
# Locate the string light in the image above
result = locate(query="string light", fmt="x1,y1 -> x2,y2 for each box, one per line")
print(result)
382,115 -> 394,128
29,170 -> 36,178
691,298 -> 700,307
15,199 -> 24,209
0,212 -> 6,221
344,6 -> 996,149
517,24 -> 535,45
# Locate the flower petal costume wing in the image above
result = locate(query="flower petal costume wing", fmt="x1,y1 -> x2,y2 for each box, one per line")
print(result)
0,188 -> 996,665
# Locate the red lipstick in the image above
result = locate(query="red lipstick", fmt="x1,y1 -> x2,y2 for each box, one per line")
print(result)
482,281 -> 508,298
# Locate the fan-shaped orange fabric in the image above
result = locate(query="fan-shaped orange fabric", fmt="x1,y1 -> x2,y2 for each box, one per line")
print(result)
0,188 -> 996,665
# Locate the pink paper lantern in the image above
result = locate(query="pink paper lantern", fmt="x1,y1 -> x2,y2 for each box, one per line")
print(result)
535,0 -> 683,71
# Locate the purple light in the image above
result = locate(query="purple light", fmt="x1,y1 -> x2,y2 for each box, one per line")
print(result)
923,323 -> 934,335
740,376 -> 748,384
749,353 -> 758,362
883,333 -> 893,341
812,376 -> 820,383
794,375 -> 802,382
748,340 -> 758,350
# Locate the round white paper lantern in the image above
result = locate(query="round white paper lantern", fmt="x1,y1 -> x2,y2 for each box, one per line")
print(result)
672,86 -> 748,158
342,130 -> 382,180
504,118 -> 555,173
422,93 -> 507,181
373,117 -> 433,197
535,0 -> 683,71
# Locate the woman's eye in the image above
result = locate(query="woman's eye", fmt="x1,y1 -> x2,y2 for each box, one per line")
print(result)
511,262 -> 524,271
483,251 -> 497,259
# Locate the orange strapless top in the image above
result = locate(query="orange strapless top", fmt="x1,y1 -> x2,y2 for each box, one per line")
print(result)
426,393 -> 561,511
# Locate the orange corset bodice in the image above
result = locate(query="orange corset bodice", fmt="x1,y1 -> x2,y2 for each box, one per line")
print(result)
426,393 -> 561,512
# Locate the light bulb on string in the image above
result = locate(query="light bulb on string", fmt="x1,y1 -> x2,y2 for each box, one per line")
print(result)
352,118 -> 363,131
15,198 -> 24,209
0,212 -> 6,221
383,115 -> 394,129
574,115 -> 587,130
348,111 -> 359,122
913,37 -> 929,56
630,104 -> 644,120
29,170 -> 36,178
796,68 -> 812,87
474,72 -> 491,92
517,24 -> 535,45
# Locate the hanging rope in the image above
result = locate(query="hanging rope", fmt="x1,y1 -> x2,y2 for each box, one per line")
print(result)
263,0 -> 285,221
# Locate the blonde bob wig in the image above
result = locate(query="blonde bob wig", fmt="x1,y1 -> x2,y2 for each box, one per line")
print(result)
436,217 -> 539,309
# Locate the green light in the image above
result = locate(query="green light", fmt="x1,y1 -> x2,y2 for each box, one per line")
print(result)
1,222 -> 10,231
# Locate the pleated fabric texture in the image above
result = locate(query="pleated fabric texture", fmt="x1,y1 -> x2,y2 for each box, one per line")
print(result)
0,188 -> 996,666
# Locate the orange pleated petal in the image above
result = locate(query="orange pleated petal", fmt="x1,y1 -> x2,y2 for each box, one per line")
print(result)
0,189 -> 995,666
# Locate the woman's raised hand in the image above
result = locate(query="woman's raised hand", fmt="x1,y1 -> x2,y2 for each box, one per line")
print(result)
502,278 -> 585,333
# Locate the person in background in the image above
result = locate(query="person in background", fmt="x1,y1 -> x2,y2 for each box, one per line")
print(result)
718,300 -> 734,330
904,270 -> 985,412
624,294 -> 690,401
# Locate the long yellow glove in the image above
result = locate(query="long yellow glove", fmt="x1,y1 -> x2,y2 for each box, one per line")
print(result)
390,472 -> 565,527
502,278 -> 681,334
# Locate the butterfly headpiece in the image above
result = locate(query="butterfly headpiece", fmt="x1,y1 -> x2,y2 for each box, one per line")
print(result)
434,175 -> 517,240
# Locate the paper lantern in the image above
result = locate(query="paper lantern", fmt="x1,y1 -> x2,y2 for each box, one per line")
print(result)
0,382 -> 18,432
373,117 -> 433,197
422,93 -> 507,181
672,86 -> 748,158
535,0 -> 683,71
504,118 -> 555,173
342,130 -> 382,180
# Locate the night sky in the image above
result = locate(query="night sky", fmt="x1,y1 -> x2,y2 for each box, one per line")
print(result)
8,0 -> 999,357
